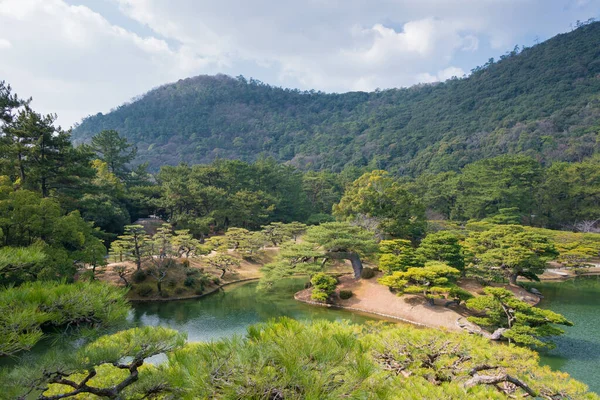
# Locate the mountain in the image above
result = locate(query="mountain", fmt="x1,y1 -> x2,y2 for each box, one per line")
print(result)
72,22 -> 600,174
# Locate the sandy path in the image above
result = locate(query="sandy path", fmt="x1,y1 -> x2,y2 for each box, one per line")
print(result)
297,273 -> 474,332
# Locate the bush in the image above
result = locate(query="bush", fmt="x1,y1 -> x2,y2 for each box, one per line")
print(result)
166,278 -> 178,288
311,289 -> 329,302
184,277 -> 196,287
182,259 -> 190,268
212,277 -> 221,285
136,284 -> 154,297
186,269 -> 201,277
174,287 -> 186,295
132,270 -> 146,283
159,290 -> 170,298
194,287 -> 204,295
361,267 -> 375,279
339,290 -> 353,300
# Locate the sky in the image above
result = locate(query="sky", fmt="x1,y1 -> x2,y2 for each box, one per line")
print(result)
0,0 -> 599,128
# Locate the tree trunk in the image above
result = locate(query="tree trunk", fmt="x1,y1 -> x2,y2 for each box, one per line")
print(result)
509,272 -> 518,286
325,251 -> 363,278
220,269 -> 226,279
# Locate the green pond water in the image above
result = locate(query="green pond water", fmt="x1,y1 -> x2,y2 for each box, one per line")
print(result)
535,276 -> 600,394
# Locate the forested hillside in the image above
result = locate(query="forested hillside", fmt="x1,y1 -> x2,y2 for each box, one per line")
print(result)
72,21 -> 600,173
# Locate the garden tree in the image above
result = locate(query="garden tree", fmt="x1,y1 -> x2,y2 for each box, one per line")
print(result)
146,224 -> 176,295
1,107 -> 94,198
465,224 -> 558,284
223,227 -> 252,250
171,229 -> 206,257
0,245 -> 46,285
310,272 -> 337,302
378,239 -> 424,275
452,156 -> 543,223
304,222 -> 378,278
261,222 -> 292,246
258,242 -> 325,290
467,287 -> 573,348
0,281 -> 129,357
417,231 -> 465,273
333,170 -> 426,240
13,327 -> 185,400
285,221 -> 308,241
236,231 -> 266,259
113,265 -> 130,287
206,253 -> 240,278
90,130 -> 137,179
65,318 -> 596,399
379,262 -> 471,305
109,225 -> 150,271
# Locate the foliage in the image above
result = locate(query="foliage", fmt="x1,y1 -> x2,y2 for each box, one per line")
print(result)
378,239 -> 424,274
310,272 -> 337,302
339,289 -> 353,299
379,262 -> 467,304
18,318 -> 590,399
206,253 -> 240,279
360,267 -> 375,279
466,287 -> 573,348
90,129 -> 137,179
8,326 -> 185,400
417,231 -> 465,272
333,170 -> 426,240
465,224 -> 558,284
0,281 -> 129,357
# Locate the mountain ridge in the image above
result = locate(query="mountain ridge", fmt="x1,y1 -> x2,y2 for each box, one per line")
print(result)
72,21 -> 600,174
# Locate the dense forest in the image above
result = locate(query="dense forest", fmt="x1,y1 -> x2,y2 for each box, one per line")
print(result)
73,21 -> 600,174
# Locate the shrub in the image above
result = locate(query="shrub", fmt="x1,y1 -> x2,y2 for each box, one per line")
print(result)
212,277 -> 221,285
311,289 -> 329,302
194,287 -> 204,295
186,269 -> 201,277
166,278 -> 178,288
361,267 -> 375,279
159,290 -> 170,298
132,269 -> 146,283
182,259 -> 190,268
184,277 -> 196,287
310,273 -> 337,302
136,284 -> 154,297
339,290 -> 353,300
175,287 -> 186,295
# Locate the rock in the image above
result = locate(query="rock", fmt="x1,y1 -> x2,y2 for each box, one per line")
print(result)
529,288 -> 542,295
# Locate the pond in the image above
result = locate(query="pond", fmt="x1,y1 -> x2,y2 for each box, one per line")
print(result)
535,276 -> 600,394
130,278 -> 379,343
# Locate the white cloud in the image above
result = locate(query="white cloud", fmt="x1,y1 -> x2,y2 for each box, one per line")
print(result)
1,0 -> 599,126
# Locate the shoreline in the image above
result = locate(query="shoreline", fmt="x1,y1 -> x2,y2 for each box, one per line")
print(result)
127,277 -> 259,303
293,292 -> 437,329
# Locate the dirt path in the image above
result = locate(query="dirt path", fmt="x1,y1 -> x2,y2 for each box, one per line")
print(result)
296,273 -> 473,332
